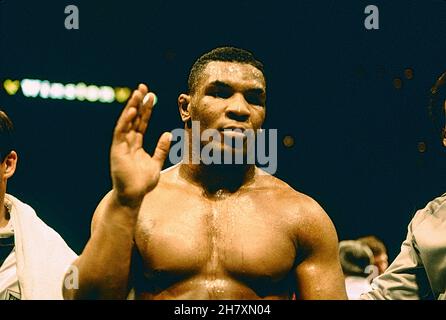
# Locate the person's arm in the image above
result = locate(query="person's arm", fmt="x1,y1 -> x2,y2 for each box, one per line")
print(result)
361,212 -> 429,300
293,199 -> 347,300
63,84 -> 171,299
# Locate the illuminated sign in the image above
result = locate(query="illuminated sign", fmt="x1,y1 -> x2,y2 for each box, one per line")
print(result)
2,78 -> 134,104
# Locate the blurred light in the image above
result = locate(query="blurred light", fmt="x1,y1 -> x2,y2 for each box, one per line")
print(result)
115,87 -> 131,103
49,83 -> 65,99
5,77 -> 134,104
417,142 -> 426,153
3,79 -> 20,95
404,68 -> 414,80
393,78 -> 403,89
39,80 -> 51,99
86,85 -> 100,102
75,82 -> 87,101
99,86 -> 115,103
64,84 -> 76,100
21,79 -> 40,97
283,135 -> 295,148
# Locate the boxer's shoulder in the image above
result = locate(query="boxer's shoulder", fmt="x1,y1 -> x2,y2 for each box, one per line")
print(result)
252,170 -> 332,228
253,168 -> 320,207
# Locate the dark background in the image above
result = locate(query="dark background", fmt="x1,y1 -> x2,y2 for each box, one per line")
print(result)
1,0 -> 445,260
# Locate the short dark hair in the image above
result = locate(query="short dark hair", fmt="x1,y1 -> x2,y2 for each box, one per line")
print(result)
357,235 -> 387,256
188,46 -> 265,94
0,110 -> 15,161
339,240 -> 374,277
428,71 -> 446,142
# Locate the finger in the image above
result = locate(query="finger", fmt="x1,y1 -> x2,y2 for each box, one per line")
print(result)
134,114 -> 141,131
129,90 -> 145,131
114,90 -> 140,137
138,92 -> 156,134
137,83 -> 148,96
113,84 -> 149,142
152,132 -> 172,169
135,83 -> 149,122
132,132 -> 144,153
130,84 -> 149,132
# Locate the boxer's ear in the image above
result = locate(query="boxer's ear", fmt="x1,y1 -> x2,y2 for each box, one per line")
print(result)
2,151 -> 17,179
178,94 -> 191,124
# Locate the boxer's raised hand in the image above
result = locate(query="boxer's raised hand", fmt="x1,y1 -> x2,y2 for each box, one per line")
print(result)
110,84 -> 171,207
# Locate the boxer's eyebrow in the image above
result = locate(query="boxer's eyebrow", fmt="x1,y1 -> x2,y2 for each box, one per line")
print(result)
207,81 -> 265,94
245,87 -> 266,96
207,81 -> 232,90
205,81 -> 234,98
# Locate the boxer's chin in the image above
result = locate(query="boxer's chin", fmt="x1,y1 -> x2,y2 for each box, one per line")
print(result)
222,145 -> 247,159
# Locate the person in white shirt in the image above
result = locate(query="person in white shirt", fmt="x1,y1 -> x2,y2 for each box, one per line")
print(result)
0,109 -> 77,300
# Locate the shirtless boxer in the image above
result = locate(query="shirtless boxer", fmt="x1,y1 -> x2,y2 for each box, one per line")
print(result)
63,47 -> 347,300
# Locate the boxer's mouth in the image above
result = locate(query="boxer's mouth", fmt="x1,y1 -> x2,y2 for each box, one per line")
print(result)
221,125 -> 247,132
220,126 -> 247,138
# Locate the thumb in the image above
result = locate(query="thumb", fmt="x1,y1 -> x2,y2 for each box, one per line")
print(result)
152,132 -> 172,169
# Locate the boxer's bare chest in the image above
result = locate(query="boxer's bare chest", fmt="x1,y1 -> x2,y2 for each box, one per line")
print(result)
134,187 -> 297,292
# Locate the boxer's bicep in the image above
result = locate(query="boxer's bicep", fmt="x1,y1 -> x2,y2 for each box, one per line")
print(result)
90,191 -> 114,235
293,203 -> 347,300
64,192 -> 113,299
66,190 -> 137,299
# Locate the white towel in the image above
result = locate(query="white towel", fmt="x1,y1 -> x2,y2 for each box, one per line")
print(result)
6,194 -> 77,299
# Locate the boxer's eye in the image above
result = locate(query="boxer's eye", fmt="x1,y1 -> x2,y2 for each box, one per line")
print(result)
206,81 -> 233,99
245,90 -> 266,107
209,88 -> 232,99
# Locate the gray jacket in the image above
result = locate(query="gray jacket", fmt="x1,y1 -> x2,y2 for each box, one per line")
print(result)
362,194 -> 446,300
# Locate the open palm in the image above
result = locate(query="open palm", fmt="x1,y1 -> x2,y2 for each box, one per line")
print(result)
110,84 -> 171,207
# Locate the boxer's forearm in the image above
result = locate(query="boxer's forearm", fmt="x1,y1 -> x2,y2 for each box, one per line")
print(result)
63,191 -> 140,299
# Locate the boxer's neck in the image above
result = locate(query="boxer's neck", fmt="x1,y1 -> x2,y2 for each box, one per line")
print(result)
179,163 -> 256,196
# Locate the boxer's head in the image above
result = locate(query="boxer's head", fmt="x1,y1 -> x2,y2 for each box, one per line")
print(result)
178,47 -> 267,156
0,110 -> 17,203
186,47 -> 266,96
